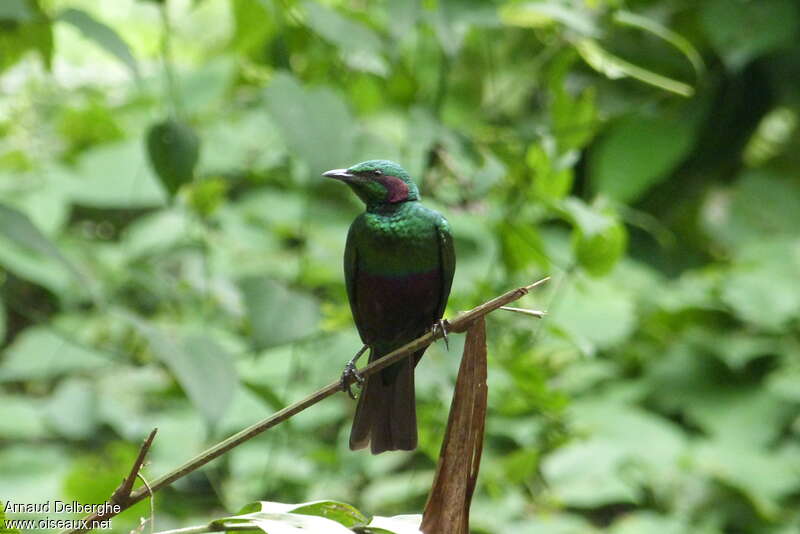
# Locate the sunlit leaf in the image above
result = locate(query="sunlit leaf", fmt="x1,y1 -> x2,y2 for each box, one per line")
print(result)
574,38 -> 694,96
613,10 -> 705,76
499,2 -> 599,36
303,1 -> 387,75
0,0 -> 52,72
57,8 -> 139,78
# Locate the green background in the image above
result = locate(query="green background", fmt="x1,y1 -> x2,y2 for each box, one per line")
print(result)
1,0 -> 799,532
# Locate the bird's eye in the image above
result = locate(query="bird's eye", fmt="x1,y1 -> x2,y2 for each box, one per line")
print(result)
372,169 -> 382,176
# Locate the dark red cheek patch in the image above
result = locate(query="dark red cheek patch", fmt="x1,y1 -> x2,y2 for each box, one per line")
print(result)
380,175 -> 409,203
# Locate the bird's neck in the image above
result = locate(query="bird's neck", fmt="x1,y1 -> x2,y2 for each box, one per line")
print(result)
365,199 -> 417,215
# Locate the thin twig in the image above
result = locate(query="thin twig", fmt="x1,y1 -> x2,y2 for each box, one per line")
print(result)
137,473 -> 155,534
499,306 -> 547,318
62,277 -> 549,534
111,428 -> 157,506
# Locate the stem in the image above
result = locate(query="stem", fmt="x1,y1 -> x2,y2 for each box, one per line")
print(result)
160,2 -> 181,117
61,277 -> 549,534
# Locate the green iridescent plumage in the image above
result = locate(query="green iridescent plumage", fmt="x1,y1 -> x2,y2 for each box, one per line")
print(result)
324,160 -> 455,454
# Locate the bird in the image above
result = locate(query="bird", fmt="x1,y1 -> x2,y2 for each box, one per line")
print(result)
323,160 -> 455,454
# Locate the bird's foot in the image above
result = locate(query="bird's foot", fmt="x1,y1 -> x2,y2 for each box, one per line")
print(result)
431,318 -> 450,350
341,345 -> 368,400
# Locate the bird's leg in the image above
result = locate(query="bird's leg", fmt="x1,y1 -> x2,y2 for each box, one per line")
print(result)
341,344 -> 368,400
431,318 -> 450,350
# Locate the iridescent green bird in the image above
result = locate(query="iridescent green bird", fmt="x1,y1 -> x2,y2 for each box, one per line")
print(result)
324,160 -> 455,454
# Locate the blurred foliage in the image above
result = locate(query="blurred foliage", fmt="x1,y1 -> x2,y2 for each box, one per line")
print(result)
1,0 -> 800,532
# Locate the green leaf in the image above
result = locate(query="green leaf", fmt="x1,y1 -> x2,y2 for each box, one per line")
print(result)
526,143 -> 574,201
574,39 -> 694,97
589,113 -> 696,203
146,119 -> 201,196
702,171 -> 800,249
45,377 -> 97,440
303,1 -> 387,75
572,219 -> 627,277
0,327 -> 112,383
499,2 -> 600,36
0,298 -> 5,346
230,0 -> 274,53
503,515 -> 598,534
240,277 -> 321,348
700,0 -> 800,71
264,73 -> 355,181
0,0 -> 52,72
0,445 -> 69,506
543,438 -> 638,506
213,501 -> 359,533
611,513 -> 689,534
549,276 -> 636,354
0,202 -> 84,292
612,10 -> 705,76
562,198 -> 627,276
291,501 -> 369,527
0,0 -> 32,21
0,395 -> 49,440
1,499 -> 21,533
365,514 -> 423,534
720,241 -> 800,330
53,140 -> 168,208
137,324 -> 238,428
692,440 -> 800,518
57,8 -> 139,78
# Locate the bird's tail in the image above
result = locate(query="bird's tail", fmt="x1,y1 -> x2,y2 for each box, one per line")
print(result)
349,349 -> 419,454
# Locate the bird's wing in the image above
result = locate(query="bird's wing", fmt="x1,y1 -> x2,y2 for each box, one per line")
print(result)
435,217 -> 456,319
344,222 -> 365,340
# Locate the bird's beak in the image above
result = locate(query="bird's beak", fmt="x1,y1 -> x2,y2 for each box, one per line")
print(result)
323,168 -> 357,182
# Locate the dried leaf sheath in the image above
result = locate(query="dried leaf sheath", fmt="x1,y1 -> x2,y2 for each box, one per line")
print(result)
421,317 -> 488,534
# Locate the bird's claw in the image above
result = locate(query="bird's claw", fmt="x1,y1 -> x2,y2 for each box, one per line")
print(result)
341,360 -> 365,400
432,319 -> 450,350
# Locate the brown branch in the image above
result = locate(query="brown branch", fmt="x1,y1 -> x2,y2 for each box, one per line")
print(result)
62,277 -> 549,534
111,428 -> 158,506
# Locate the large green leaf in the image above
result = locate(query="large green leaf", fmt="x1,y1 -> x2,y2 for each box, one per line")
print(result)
574,39 -> 694,96
0,0 -> 32,21
45,377 -> 98,440
0,0 -> 52,72
0,326 -> 112,382
212,500 -> 362,533
303,1 -> 387,75
264,73 -> 356,181
146,118 -> 201,196
499,2 -> 600,36
0,203 -> 84,293
549,276 -> 636,354
0,298 -> 5,346
53,140 -> 167,208
240,277 -> 321,348
57,8 -> 139,78
137,323 -> 238,428
700,0 -> 800,70
0,395 -> 49,440
589,113 -> 696,203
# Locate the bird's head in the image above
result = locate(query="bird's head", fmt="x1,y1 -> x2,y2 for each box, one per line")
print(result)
323,160 -> 419,207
